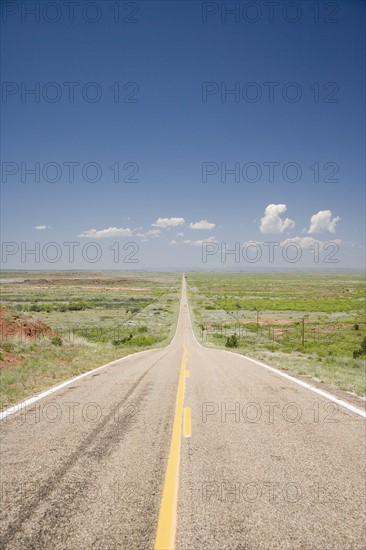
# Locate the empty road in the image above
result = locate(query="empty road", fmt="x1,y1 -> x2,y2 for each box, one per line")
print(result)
1,277 -> 365,549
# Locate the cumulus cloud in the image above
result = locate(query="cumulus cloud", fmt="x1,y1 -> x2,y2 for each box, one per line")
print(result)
152,217 -> 185,228
281,237 -> 341,249
183,236 -> 217,247
189,220 -> 216,230
169,240 -> 177,245
145,229 -> 161,237
78,227 -> 133,238
307,210 -> 340,234
136,228 -> 162,240
260,204 -> 295,234
175,232 -> 184,238
35,225 -> 51,230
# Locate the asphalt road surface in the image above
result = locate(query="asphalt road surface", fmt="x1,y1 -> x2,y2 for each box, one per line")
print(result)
1,277 -> 365,549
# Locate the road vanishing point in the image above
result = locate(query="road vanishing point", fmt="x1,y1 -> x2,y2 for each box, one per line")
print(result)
1,276 -> 365,549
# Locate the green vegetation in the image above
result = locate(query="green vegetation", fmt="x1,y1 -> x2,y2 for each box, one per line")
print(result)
187,272 -> 366,396
353,336 -> 366,359
0,272 -> 181,407
225,333 -> 239,348
50,336 -> 63,347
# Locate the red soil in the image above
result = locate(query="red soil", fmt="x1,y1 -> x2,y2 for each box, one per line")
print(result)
0,306 -> 55,367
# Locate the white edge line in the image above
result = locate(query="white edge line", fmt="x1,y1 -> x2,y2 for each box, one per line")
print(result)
188,303 -> 366,419
0,348 -> 157,421
1,277 -> 186,422
4,281 -> 364,421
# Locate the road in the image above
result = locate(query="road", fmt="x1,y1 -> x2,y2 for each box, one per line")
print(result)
1,277 -> 365,549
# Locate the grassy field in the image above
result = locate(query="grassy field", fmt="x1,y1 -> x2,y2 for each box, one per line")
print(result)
2,271 -> 365,408
186,272 -> 366,397
0,272 -> 181,408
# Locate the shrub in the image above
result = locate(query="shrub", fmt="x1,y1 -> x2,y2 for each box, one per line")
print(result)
111,334 -> 133,346
50,336 -> 62,346
68,302 -> 86,311
225,333 -> 239,348
112,339 -> 124,346
353,336 -> 366,358
361,337 -> 366,351
138,325 -> 148,333
124,335 -> 154,347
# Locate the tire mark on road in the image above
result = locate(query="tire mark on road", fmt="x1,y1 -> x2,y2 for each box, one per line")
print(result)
1,352 -> 171,547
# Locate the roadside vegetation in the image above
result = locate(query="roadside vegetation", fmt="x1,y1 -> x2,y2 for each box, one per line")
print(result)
0,272 -> 180,408
187,272 -> 366,397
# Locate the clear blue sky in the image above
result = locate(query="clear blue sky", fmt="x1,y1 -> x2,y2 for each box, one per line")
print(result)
1,0 -> 365,269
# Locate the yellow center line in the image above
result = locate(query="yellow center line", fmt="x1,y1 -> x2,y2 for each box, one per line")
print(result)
154,344 -> 187,550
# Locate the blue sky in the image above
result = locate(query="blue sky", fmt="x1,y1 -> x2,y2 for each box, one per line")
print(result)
1,0 -> 365,269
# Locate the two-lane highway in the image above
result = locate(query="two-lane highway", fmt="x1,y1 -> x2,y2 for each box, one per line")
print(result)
1,276 -> 365,549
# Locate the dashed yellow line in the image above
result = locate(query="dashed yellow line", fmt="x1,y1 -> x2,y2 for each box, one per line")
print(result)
183,407 -> 191,438
154,345 -> 187,550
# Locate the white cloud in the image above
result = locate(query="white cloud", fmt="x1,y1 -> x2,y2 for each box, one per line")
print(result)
175,232 -> 184,238
281,237 -> 341,249
183,236 -> 217,247
136,228 -> 162,240
260,204 -> 295,234
78,227 -> 133,238
189,220 -> 216,230
146,229 -> 161,237
307,210 -> 340,234
169,240 -> 177,245
152,217 -> 185,228
35,225 -> 51,230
